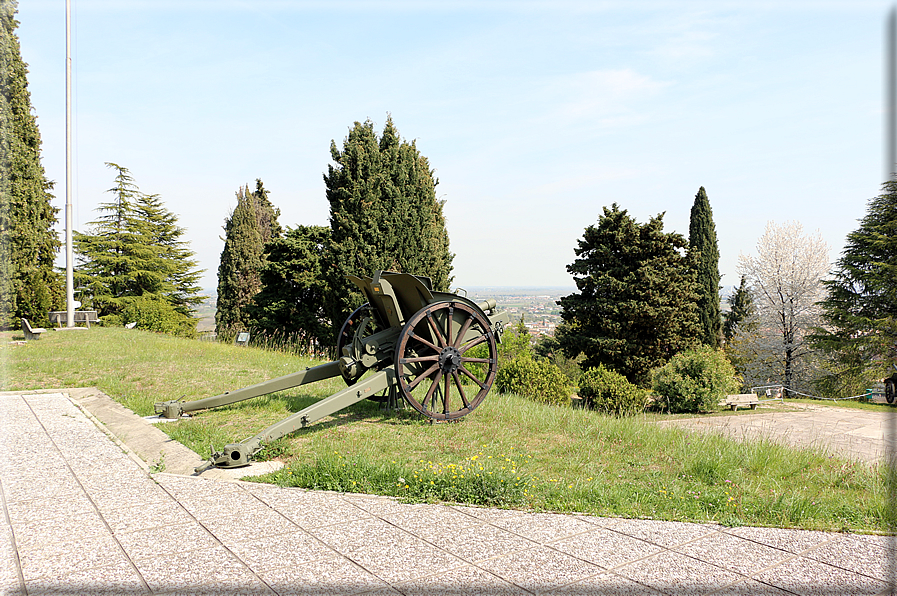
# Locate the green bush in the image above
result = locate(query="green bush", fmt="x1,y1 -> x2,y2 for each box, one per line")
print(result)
578,365 -> 647,416
651,346 -> 740,413
495,352 -> 572,406
121,296 -> 197,338
534,335 -> 583,384
101,314 -> 123,327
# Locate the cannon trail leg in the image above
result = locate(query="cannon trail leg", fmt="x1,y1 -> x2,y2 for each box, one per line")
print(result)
155,361 -> 342,418
195,369 -> 395,472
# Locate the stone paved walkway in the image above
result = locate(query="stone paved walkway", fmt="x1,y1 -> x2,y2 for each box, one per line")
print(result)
1,391 -> 894,595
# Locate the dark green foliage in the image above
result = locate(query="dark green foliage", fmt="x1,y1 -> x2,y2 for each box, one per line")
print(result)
557,204 -> 701,387
215,180 -> 281,339
723,275 -> 755,343
534,333 -> 584,383
324,117 -> 453,333
0,1 -> 61,327
812,180 -> 897,392
651,346 -> 740,413
577,365 -> 647,416
246,225 -> 331,351
688,187 -> 721,348
74,164 -> 145,314
132,193 -> 204,317
74,164 -> 203,333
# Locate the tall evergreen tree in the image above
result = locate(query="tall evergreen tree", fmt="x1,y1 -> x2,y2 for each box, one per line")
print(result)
75,164 -> 160,314
74,163 -> 203,331
324,117 -> 453,333
722,274 -> 754,343
557,204 -> 701,386
215,180 -> 281,338
1,0 -> 61,327
132,192 -> 204,316
688,186 -> 721,348
246,225 -> 330,351
812,181 -> 897,392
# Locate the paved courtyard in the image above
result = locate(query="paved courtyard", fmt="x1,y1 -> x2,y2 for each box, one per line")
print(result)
0,390 -> 894,595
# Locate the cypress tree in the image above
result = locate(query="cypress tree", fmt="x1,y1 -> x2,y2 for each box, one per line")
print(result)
557,204 -> 701,386
215,180 -> 280,338
1,0 -> 61,327
324,116 -> 453,333
688,186 -> 721,348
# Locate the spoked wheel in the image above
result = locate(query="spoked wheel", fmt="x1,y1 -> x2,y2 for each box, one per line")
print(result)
394,301 -> 498,421
336,303 -> 381,386
886,378 -> 895,404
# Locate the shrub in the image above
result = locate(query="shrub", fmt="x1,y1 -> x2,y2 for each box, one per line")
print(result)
651,346 -> 740,413
121,296 -> 197,338
534,335 -> 584,384
495,352 -> 572,406
101,314 -> 123,327
578,365 -> 647,416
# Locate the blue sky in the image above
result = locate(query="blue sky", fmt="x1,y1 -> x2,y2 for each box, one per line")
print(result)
16,0 -> 890,291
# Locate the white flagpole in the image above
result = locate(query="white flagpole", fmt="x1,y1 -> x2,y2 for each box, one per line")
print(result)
65,0 -> 74,327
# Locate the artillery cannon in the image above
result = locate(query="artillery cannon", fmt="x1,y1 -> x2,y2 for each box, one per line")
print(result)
154,271 -> 509,472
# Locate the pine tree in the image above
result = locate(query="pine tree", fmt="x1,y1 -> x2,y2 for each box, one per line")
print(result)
557,204 -> 701,386
812,181 -> 897,393
215,180 -> 280,338
688,186 -> 721,348
132,192 -> 204,316
323,116 -> 453,333
74,163 -> 203,333
0,0 -> 61,327
246,225 -> 330,351
74,164 -> 157,314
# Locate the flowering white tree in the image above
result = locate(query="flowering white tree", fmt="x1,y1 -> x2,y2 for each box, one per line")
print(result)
733,221 -> 830,395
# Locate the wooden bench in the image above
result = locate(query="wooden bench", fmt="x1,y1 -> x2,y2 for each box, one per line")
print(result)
48,310 -> 100,328
21,318 -> 47,340
719,393 -> 760,411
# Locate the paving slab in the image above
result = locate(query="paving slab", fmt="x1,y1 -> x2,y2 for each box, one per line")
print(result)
0,389 -> 893,595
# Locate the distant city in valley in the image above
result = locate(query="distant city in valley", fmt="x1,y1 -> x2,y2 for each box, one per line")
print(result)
463,287 -> 574,339
195,285 -> 737,338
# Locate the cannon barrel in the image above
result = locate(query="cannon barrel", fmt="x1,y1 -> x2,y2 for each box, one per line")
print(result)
477,298 -> 497,312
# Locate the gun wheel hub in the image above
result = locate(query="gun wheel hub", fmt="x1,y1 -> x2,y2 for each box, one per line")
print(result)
439,346 -> 462,374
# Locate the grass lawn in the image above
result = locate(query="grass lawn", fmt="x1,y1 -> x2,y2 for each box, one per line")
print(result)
2,327 -> 889,533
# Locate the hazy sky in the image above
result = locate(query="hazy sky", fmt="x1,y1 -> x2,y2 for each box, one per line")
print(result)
16,0 -> 890,291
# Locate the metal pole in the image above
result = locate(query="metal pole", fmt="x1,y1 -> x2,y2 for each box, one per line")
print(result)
65,0 -> 74,327
888,8 -> 896,181
885,8 -> 897,594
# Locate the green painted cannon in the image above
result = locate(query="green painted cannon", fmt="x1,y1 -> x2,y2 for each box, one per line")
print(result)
154,271 -> 510,472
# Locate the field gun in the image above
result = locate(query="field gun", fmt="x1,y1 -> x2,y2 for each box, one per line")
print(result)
154,271 -> 510,472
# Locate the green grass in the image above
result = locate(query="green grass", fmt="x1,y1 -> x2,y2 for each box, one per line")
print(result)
3,328 -> 890,533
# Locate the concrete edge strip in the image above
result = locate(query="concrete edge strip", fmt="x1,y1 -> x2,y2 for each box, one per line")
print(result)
65,390 -> 153,475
